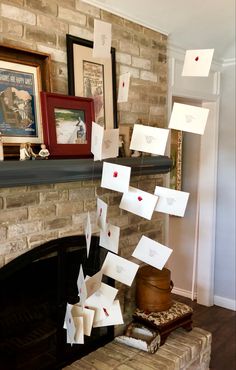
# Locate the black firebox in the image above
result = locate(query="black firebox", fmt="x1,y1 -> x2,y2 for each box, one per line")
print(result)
0,235 -> 114,370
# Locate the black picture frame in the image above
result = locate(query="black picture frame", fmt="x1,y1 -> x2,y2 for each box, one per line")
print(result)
66,34 -> 117,129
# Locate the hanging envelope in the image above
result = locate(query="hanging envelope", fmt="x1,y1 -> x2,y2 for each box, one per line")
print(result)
93,19 -> 112,59
91,121 -> 104,160
117,72 -> 131,103
168,102 -> 209,135
85,212 -> 92,257
93,300 -> 124,327
154,186 -> 190,217
102,128 -> 119,160
97,198 -> 108,231
99,223 -> 120,254
132,235 -> 173,270
129,124 -> 169,155
182,49 -> 214,77
72,305 -> 95,337
77,265 -> 87,307
101,161 -> 131,193
85,280 -> 118,308
71,316 -> 84,344
85,270 -> 103,298
102,251 -> 139,286
119,186 -> 158,220
64,303 -> 76,344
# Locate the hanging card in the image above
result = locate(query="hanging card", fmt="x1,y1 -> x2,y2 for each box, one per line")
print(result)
85,270 -> 103,298
154,186 -> 190,217
102,128 -> 119,160
182,49 -> 214,77
129,124 -> 169,155
99,223 -> 120,254
72,305 -> 95,337
117,72 -> 131,103
91,121 -> 104,160
77,265 -> 87,307
97,198 -> 108,231
93,19 -> 112,59
101,161 -> 131,193
85,212 -> 92,257
93,300 -> 124,327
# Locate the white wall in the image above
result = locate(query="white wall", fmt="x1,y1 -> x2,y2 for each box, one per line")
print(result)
214,64 -> 236,309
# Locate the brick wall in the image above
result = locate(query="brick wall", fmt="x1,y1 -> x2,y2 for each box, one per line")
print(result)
0,0 -> 168,323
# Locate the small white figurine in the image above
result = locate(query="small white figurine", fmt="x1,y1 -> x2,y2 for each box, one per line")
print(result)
19,142 -> 37,160
38,143 -> 50,159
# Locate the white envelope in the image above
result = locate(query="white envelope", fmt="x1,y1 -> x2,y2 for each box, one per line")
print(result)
93,19 -> 112,59
85,212 -> 92,257
91,121 -> 104,160
85,270 -> 103,298
132,235 -> 173,270
102,128 -> 119,160
99,223 -> 120,254
117,72 -> 131,103
102,251 -> 139,286
72,305 -> 95,337
64,303 -> 76,344
93,300 -> 124,327
182,49 -> 214,77
97,198 -> 108,231
101,161 -> 131,193
72,316 -> 84,344
154,186 -> 190,217
119,186 -> 158,220
129,124 -> 169,155
85,280 -> 118,308
168,102 -> 209,135
77,265 -> 87,307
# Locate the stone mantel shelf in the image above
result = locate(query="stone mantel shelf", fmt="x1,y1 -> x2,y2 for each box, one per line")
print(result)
0,156 -> 172,188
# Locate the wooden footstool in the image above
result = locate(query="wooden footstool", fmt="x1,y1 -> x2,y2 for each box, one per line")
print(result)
133,300 -> 193,345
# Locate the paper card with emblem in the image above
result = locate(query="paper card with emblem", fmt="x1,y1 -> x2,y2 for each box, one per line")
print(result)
85,280 -> 118,308
119,186 -> 158,220
117,72 -> 131,103
102,251 -> 139,286
99,223 -> 120,254
71,305 -> 95,337
85,212 -> 92,257
93,19 -> 112,59
132,235 -> 173,270
182,49 -> 214,77
70,316 -> 84,344
154,186 -> 190,217
129,124 -> 169,155
97,198 -> 108,231
85,270 -> 103,298
168,102 -> 209,135
64,303 -> 76,344
102,128 -> 119,160
93,300 -> 124,327
101,161 -> 131,193
77,265 -> 87,307
91,121 -> 104,160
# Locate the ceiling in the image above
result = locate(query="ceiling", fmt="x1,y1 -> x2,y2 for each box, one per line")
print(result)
82,0 -> 236,62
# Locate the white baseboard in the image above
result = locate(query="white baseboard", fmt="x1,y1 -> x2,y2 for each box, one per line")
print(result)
172,287 -> 197,300
214,295 -> 236,311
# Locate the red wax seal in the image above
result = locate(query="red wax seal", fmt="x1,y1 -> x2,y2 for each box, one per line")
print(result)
138,196 -> 143,201
195,56 -> 199,61
103,308 -> 109,317
122,82 -> 125,87
108,231 -> 111,237
113,171 -> 118,177
99,208 -> 102,216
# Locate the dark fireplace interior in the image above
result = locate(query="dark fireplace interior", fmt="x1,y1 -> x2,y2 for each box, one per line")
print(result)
0,235 -> 114,370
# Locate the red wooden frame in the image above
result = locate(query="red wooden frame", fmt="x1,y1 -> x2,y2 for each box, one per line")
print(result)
40,92 -> 94,158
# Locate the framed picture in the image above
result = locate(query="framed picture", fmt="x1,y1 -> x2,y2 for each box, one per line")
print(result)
40,92 -> 95,158
170,129 -> 183,190
66,34 -> 117,129
0,44 -> 51,146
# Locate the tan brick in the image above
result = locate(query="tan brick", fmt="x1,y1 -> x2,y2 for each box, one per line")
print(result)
69,187 -> 95,201
69,24 -> 93,41
132,56 -> 151,70
133,34 -> 150,48
28,204 -> 56,220
0,256 -> 4,269
0,225 -> 7,240
25,26 -> 56,45
140,70 -> 158,82
25,0 -> 57,15
0,238 -> 28,256
120,111 -> 149,125
112,25 -> 133,42
75,0 -> 100,17
0,4 -> 36,25
37,14 -> 68,33
101,10 -> 124,26
40,190 -> 68,202
52,77 -> 68,94
131,102 -> 149,114
0,197 -> 3,209
44,217 -> 72,230
119,41 -> 139,56
58,7 -> 86,26
4,0 -> 24,6
56,0 -> 75,8
116,52 -> 132,65
28,231 -> 58,245
37,44 -> 67,62
8,221 -> 41,238
0,208 -> 28,224
2,19 -> 23,36
124,19 -> 143,33
6,193 -> 39,208
57,201 -> 84,216
120,65 -> 139,79
143,27 -> 163,41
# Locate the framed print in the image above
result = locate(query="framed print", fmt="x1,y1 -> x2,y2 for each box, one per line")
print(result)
170,129 -> 183,190
66,34 -> 117,129
40,92 -> 95,158
0,44 -> 51,147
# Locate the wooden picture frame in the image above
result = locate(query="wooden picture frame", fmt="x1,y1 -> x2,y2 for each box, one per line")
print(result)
40,92 -> 95,159
170,129 -> 183,190
66,34 -> 117,129
0,44 -> 51,148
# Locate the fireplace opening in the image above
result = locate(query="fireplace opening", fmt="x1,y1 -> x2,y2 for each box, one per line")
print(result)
0,235 -> 114,370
